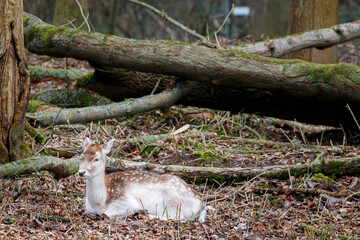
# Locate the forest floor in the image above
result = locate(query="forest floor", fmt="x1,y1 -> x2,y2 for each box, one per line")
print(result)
1,43 -> 360,239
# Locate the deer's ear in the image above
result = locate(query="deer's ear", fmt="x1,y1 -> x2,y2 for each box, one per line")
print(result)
102,139 -> 115,155
83,138 -> 91,150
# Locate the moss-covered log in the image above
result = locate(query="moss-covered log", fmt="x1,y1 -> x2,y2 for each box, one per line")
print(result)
23,13 -> 360,129
0,156 -> 79,179
22,12 -> 360,99
1,154 -> 360,184
121,156 -> 360,183
29,66 -> 90,82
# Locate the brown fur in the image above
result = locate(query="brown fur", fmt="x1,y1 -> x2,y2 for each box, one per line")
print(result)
83,144 -> 102,156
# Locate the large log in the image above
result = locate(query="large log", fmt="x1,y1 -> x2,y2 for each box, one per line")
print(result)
24,13 -> 360,129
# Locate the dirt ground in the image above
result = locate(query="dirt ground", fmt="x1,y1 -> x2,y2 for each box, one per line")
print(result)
1,43 -> 360,239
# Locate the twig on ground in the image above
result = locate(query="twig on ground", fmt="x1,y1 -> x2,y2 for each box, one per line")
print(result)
205,172 -> 265,203
346,103 -> 360,131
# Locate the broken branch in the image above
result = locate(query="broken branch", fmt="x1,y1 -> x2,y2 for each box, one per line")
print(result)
26,81 -> 195,126
127,0 -> 216,48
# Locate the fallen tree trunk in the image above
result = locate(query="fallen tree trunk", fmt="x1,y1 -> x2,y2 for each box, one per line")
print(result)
1,154 -> 360,183
23,12 -> 360,100
24,13 -> 360,129
26,81 -> 195,126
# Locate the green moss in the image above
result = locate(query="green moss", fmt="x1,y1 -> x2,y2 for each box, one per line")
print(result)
311,173 -> 334,183
31,89 -> 112,108
27,100 -> 48,113
2,216 -> 15,225
144,164 -> 155,170
333,27 -> 342,35
32,129 -> 46,144
20,142 -> 33,156
216,48 -> 285,65
74,73 -> 95,86
202,175 -> 226,184
191,145 -> 222,167
296,62 -> 360,84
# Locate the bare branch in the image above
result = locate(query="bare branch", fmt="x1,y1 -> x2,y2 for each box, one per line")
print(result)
74,0 -> 90,31
233,20 -> 360,57
127,0 -> 217,48
26,81 -> 196,126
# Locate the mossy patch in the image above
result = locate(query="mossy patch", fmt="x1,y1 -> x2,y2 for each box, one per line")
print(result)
27,100 -> 48,113
31,89 -> 113,108
75,73 -> 95,86
296,62 -> 360,84
311,173 -> 334,184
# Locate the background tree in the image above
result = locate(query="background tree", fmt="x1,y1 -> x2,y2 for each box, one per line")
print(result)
53,0 -> 89,30
0,0 -> 30,163
107,0 -> 119,34
249,0 -> 290,38
287,0 -> 339,63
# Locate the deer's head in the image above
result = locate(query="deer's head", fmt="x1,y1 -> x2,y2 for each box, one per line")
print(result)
78,138 -> 115,178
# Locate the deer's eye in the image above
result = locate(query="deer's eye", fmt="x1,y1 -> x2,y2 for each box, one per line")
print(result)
94,158 -> 100,162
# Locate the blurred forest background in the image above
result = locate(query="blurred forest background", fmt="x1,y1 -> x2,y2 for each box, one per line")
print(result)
24,0 -> 360,42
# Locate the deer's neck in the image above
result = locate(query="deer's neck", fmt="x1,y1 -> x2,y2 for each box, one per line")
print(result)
86,171 -> 108,210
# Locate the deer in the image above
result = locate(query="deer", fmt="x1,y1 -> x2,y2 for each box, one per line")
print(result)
78,138 -> 206,222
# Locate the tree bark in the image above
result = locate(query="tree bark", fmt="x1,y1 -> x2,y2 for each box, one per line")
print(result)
0,1 -> 30,163
107,0 -> 119,34
249,0 -> 290,38
287,0 -> 338,63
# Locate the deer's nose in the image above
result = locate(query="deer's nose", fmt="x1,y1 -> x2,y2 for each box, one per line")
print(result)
78,171 -> 86,177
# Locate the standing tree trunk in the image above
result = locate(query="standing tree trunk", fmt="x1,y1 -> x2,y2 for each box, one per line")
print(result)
107,0 -> 119,34
0,0 -> 31,163
53,0 -> 88,30
249,0 -> 290,38
287,0 -> 338,63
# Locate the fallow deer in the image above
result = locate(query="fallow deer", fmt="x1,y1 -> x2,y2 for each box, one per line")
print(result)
78,138 -> 206,222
